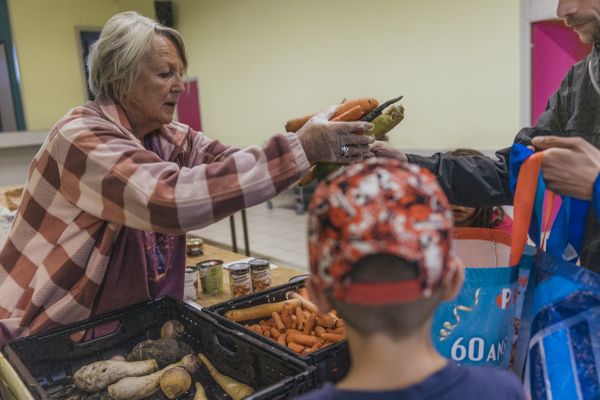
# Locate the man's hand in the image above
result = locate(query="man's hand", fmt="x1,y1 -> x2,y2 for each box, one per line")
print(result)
371,143 -> 408,162
532,136 -> 600,200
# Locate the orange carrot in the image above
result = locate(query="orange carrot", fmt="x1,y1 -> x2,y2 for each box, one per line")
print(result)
248,324 -> 262,335
303,313 -> 317,335
270,327 -> 281,339
295,307 -> 306,330
314,326 -> 326,337
328,327 -> 346,335
285,97 -> 379,132
288,342 -> 305,354
320,332 -> 344,342
285,328 -> 303,336
288,332 -> 320,347
281,303 -> 294,328
331,105 -> 364,122
277,333 -> 287,346
316,314 -> 335,328
264,330 -> 271,338
309,342 -> 324,353
272,312 -> 286,332
261,325 -> 271,334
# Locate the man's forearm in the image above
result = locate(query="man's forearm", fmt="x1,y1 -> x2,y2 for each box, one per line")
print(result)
407,151 -> 513,207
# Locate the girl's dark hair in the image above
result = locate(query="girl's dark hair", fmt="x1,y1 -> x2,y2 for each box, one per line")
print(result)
446,148 -> 505,229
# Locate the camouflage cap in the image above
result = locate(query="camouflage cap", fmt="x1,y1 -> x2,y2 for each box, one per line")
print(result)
308,158 -> 455,304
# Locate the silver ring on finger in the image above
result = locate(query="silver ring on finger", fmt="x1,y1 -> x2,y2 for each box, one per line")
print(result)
340,144 -> 351,158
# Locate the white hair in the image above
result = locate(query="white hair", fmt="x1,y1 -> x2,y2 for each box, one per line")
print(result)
87,11 -> 187,103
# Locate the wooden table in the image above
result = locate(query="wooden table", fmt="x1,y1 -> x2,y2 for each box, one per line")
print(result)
187,243 -> 305,307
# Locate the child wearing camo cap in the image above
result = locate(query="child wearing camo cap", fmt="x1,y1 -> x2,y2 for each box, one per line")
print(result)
295,158 -> 525,400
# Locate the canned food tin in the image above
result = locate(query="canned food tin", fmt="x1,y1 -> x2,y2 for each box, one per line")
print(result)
184,266 -> 199,300
197,259 -> 224,295
249,258 -> 271,292
228,262 -> 252,298
186,237 -> 204,256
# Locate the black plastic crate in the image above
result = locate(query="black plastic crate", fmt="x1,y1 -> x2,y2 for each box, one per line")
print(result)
205,280 -> 350,385
2,297 -> 314,399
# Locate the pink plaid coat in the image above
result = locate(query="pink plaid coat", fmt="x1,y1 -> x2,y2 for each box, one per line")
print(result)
0,97 -> 309,344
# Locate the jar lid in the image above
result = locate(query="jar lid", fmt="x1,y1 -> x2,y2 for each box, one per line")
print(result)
197,259 -> 223,269
185,266 -> 198,274
249,258 -> 270,268
228,262 -> 250,273
186,237 -> 204,245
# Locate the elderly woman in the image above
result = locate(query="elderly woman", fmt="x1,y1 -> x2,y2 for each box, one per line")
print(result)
0,11 -> 373,344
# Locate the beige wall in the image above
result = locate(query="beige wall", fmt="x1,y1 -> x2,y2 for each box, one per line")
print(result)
8,0 -> 155,131
175,0 -> 521,150
9,0 -> 521,151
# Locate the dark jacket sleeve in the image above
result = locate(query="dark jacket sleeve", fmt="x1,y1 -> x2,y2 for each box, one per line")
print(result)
407,70 -> 570,207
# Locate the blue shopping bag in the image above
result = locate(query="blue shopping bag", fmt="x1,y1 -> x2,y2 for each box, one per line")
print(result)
431,228 -> 519,368
509,146 -> 600,399
524,253 -> 600,400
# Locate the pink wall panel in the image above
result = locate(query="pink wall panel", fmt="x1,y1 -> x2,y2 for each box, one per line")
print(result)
531,20 -> 591,124
177,79 -> 202,131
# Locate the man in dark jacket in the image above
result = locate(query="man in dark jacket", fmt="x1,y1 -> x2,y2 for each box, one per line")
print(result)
373,0 -> 600,271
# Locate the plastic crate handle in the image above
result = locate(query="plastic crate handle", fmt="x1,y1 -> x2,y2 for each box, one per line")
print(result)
212,331 -> 239,357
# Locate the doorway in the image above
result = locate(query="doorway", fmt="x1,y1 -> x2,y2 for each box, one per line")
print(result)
531,20 -> 591,124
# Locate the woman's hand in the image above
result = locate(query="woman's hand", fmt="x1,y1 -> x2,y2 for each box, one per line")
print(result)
296,107 -> 374,164
532,136 -> 600,200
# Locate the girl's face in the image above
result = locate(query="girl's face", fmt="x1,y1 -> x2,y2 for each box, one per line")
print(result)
450,205 -> 477,227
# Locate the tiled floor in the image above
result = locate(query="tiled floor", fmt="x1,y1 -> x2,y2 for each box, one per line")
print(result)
189,190 -> 310,271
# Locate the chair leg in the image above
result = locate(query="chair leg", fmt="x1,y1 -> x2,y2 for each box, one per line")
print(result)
241,209 -> 250,256
229,215 -> 238,253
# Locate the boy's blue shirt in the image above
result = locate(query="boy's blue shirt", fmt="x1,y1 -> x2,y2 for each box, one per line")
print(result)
294,361 -> 525,400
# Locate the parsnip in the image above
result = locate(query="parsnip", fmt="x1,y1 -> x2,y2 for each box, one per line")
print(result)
73,359 -> 158,392
160,367 -> 191,399
198,353 -> 255,400
369,103 -> 404,140
287,291 -> 319,313
107,354 -> 199,400
194,382 -> 208,400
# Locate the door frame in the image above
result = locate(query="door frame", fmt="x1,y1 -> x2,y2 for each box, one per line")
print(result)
520,0 -> 561,127
0,0 -> 26,131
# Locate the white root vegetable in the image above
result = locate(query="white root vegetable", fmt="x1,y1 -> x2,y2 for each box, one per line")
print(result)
198,353 -> 254,400
194,382 -> 208,400
160,367 -> 192,399
107,354 -> 199,400
286,292 -> 319,313
73,359 -> 158,392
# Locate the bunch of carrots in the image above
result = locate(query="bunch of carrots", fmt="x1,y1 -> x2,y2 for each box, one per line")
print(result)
224,287 -> 345,355
285,95 -> 404,186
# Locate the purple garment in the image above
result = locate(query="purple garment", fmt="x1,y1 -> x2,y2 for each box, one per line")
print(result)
86,132 -> 188,335
82,228 -> 185,340
92,228 -> 186,317
294,361 -> 525,400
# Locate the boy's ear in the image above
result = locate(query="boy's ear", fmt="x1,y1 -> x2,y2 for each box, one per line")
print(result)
441,256 -> 464,301
306,275 -> 333,313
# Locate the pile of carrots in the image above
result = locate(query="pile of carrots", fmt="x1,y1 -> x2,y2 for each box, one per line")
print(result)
224,287 -> 346,355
